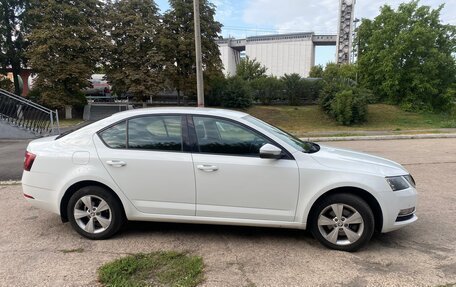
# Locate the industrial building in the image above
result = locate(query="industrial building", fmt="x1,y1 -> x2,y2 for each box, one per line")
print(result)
217,0 -> 356,77
217,33 -> 336,77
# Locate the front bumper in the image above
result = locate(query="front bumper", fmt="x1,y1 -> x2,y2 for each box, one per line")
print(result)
380,186 -> 418,233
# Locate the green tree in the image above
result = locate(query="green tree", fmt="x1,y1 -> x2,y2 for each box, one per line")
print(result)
236,56 -> 267,81
0,0 -> 30,95
301,79 -> 323,104
161,0 -> 222,104
330,88 -> 368,125
281,73 -> 303,105
357,1 -> 456,111
220,76 -> 252,109
104,0 -> 164,102
250,76 -> 283,105
0,76 -> 13,92
308,65 -> 323,78
205,73 -> 225,106
318,63 -> 358,112
26,0 -> 104,109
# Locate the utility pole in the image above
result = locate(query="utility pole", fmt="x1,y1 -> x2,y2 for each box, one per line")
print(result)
193,0 -> 204,107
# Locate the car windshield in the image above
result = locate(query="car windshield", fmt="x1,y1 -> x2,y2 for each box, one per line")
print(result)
244,115 -> 320,153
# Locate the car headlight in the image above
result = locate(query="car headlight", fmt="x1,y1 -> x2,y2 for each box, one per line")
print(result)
386,176 -> 410,191
403,174 -> 416,188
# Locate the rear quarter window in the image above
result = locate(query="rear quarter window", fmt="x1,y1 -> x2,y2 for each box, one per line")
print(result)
99,121 -> 127,148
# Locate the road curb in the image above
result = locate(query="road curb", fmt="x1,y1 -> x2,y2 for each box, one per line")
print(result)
0,180 -> 21,185
302,133 -> 456,142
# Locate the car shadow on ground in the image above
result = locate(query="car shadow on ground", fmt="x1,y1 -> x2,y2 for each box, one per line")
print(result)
124,220 -> 314,240
119,220 -> 402,251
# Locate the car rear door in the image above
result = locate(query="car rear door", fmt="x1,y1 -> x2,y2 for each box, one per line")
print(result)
190,115 -> 300,221
93,114 -> 196,216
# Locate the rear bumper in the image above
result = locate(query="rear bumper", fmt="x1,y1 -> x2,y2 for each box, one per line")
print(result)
22,183 -> 60,215
380,187 -> 418,233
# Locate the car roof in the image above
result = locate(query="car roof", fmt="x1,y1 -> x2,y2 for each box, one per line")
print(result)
110,107 -> 249,119
56,107 -> 250,141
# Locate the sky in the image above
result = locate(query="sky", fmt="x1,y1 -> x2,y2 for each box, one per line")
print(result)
155,0 -> 456,65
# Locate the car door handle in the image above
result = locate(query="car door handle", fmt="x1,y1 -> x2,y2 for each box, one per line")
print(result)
106,160 -> 126,167
197,164 -> 218,172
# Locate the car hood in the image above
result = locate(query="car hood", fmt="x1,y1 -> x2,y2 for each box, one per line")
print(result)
310,145 -> 408,176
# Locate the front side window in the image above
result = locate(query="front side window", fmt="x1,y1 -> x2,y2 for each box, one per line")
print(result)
244,115 -> 320,153
128,116 -> 183,151
193,116 -> 269,156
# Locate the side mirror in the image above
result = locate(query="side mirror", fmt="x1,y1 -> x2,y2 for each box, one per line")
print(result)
259,144 -> 282,159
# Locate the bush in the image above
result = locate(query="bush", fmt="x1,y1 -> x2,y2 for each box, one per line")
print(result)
250,76 -> 283,105
330,88 -> 368,125
205,74 -> 225,106
281,73 -> 304,105
319,81 -> 347,113
301,79 -> 323,104
220,76 -> 253,109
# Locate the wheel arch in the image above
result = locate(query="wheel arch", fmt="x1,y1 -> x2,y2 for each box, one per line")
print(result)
306,186 -> 383,232
60,180 -> 126,222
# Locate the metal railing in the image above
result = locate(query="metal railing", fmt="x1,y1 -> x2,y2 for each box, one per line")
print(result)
0,88 -> 59,136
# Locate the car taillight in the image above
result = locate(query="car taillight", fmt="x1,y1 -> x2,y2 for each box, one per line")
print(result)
24,151 -> 36,171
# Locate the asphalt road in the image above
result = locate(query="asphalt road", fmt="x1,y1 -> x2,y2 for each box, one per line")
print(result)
0,140 -> 30,181
0,138 -> 456,286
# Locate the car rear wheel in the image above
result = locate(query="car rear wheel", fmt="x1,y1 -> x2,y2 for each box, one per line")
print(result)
67,186 -> 125,240
310,193 -> 374,252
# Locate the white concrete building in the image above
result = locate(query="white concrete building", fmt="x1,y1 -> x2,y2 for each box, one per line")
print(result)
217,33 -> 336,78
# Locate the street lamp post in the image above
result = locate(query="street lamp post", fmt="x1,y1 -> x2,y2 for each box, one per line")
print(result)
193,0 -> 204,107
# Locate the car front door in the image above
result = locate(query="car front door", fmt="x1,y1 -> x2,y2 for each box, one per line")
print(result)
94,114 -> 195,216
190,115 -> 299,222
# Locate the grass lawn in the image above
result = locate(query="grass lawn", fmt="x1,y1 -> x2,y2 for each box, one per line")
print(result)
98,251 -> 204,287
58,118 -> 84,128
246,104 -> 456,137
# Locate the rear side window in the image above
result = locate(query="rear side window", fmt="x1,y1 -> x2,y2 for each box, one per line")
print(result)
99,121 -> 127,148
128,116 -> 183,151
99,116 -> 183,151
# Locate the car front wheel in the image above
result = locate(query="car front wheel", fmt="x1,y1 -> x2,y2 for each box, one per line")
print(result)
67,186 -> 125,240
310,193 -> 375,252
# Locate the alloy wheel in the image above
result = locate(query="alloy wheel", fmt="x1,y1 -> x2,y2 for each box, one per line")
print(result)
317,203 -> 364,246
73,195 -> 112,234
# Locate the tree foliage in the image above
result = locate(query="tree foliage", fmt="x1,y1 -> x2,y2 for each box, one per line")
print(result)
357,0 -> 456,111
27,0 -> 104,108
236,56 -> 267,81
319,63 -> 358,113
331,89 -> 368,125
281,73 -> 304,105
0,76 -> 13,92
161,0 -> 222,103
316,63 -> 370,125
308,65 -> 323,78
220,76 -> 252,109
250,76 -> 282,105
0,0 -> 30,95
104,0 -> 164,102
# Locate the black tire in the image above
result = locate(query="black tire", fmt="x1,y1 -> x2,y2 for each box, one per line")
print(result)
67,186 -> 125,240
310,193 -> 375,252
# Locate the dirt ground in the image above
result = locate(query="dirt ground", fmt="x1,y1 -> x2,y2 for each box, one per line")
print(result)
0,138 -> 455,287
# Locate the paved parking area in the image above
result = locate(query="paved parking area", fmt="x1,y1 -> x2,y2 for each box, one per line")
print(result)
0,138 -> 455,287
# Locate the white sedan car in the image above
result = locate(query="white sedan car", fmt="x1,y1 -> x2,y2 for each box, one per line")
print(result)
22,108 -> 417,251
